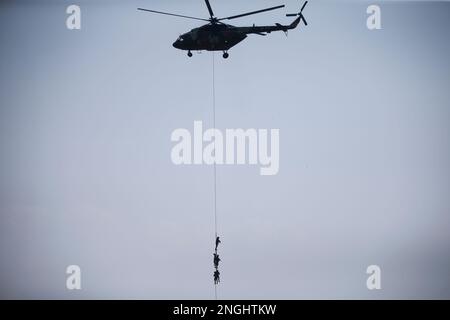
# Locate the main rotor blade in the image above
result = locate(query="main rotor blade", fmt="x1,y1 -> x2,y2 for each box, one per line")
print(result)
218,5 -> 285,21
205,0 -> 215,18
137,8 -> 209,22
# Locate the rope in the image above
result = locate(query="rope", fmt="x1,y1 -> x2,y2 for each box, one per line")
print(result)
212,51 -> 218,301
213,52 -> 217,238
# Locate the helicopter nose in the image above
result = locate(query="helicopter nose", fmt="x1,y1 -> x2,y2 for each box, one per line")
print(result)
173,40 -> 180,49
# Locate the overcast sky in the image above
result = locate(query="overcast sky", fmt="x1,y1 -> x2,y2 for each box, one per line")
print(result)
0,0 -> 449,299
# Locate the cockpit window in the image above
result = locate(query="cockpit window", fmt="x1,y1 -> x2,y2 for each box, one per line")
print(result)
178,36 -> 184,41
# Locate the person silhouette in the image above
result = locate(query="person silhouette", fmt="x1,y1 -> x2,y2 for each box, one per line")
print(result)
213,253 -> 221,269
215,236 -> 221,251
214,269 -> 220,285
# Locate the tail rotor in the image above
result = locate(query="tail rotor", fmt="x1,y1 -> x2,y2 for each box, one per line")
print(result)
286,1 -> 308,26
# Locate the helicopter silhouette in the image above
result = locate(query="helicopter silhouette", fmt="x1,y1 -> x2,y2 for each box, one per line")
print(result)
138,0 -> 308,59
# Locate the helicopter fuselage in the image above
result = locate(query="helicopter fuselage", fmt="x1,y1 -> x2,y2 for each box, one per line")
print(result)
173,23 -> 247,51
172,16 -> 301,55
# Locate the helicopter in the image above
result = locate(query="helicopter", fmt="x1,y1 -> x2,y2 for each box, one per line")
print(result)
138,0 -> 308,59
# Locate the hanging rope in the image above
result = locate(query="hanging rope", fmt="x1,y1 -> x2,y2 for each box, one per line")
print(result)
212,52 -> 217,239
212,52 -> 218,301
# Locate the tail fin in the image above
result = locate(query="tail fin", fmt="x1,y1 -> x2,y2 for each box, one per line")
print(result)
289,16 -> 301,29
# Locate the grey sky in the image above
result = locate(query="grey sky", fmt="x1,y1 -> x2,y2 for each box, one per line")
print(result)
0,0 -> 449,299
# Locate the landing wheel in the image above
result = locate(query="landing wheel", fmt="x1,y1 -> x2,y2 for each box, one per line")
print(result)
223,52 -> 229,59
187,51 -> 193,58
